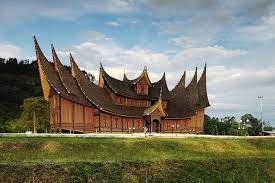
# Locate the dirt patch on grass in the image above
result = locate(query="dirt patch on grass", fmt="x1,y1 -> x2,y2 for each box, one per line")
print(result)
42,142 -> 59,153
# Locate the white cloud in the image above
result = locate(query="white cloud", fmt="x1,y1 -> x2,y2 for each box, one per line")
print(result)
169,35 -> 215,48
211,103 -> 247,110
105,21 -> 121,27
174,45 -> 247,64
77,31 -> 113,42
0,0 -> 135,25
239,15 -> 275,42
0,43 -> 21,58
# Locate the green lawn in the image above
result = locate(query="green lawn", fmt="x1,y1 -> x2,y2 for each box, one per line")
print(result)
0,137 -> 275,182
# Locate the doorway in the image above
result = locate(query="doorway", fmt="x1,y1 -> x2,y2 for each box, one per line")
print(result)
152,119 -> 161,133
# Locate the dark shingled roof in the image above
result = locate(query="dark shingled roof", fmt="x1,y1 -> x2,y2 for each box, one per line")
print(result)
51,45 -> 91,106
71,55 -> 145,117
198,64 -> 210,108
101,64 -> 171,100
170,71 -> 186,95
166,71 -> 196,118
149,73 -> 170,100
34,37 -> 85,104
185,68 -> 200,109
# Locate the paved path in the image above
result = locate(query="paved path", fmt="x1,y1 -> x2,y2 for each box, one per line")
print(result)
1,133 -> 275,139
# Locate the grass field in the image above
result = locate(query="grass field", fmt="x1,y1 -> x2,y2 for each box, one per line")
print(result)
0,137 -> 275,182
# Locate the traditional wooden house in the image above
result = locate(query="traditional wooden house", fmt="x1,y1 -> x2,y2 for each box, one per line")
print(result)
34,36 -> 210,133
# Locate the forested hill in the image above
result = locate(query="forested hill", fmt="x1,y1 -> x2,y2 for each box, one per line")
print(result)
0,58 -> 42,123
0,58 -> 94,129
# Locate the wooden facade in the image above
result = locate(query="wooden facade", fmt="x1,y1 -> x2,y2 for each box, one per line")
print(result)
34,36 -> 210,134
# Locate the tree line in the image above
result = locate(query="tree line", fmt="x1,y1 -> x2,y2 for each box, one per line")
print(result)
0,57 -> 94,132
204,114 -> 272,136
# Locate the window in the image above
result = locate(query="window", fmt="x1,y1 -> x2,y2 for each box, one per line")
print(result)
141,84 -> 144,93
120,98 -> 123,104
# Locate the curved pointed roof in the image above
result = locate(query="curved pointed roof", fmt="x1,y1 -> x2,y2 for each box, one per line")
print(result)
143,88 -> 167,117
166,71 -> 195,119
100,64 -> 170,100
34,36 -> 81,103
149,73 -> 170,99
170,71 -> 186,95
130,66 -> 152,86
51,45 -> 90,105
123,73 -> 129,82
70,55 -> 145,117
185,68 -> 200,109
198,64 -> 210,108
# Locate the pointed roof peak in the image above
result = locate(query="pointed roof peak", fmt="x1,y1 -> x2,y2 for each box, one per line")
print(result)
33,35 -> 40,50
33,35 -> 37,43
51,44 -> 57,54
143,87 -> 166,117
33,36 -> 47,63
144,65 -> 147,71
51,44 -> 61,66
170,71 -> 186,95
123,72 -> 129,81
69,53 -> 76,66
193,67 -> 198,80
159,86 -> 163,100
99,62 -> 104,70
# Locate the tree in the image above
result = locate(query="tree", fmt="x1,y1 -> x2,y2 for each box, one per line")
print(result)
263,121 -> 273,131
82,70 -> 95,82
221,116 -> 239,135
0,116 -> 9,133
241,114 -> 262,136
9,97 -> 49,133
204,115 -> 239,135
204,115 -> 219,135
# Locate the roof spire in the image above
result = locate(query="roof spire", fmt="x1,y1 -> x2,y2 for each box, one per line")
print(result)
123,68 -> 129,81
51,44 -> 57,61
70,53 -> 77,78
99,62 -> 104,70
159,86 -> 163,101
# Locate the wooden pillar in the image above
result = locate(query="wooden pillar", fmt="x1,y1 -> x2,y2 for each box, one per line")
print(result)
111,115 -> 113,133
121,117 -> 123,132
132,119 -> 135,132
59,95 -> 62,133
160,120 -> 162,133
99,111 -> 101,132
83,106 -> 85,133
53,96 -> 56,130
72,103 -> 75,133
150,121 -> 152,133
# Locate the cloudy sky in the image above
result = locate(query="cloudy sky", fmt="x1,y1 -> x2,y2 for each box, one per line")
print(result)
0,0 -> 274,125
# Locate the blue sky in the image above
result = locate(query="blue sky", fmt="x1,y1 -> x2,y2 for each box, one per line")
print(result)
0,0 -> 275,125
